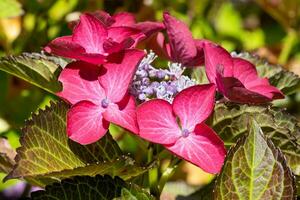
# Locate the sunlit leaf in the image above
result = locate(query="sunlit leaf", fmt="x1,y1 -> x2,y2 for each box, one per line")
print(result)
0,138 -> 16,173
214,119 -> 296,199
29,175 -> 154,200
0,53 -> 63,94
6,101 -> 148,186
209,103 -> 300,177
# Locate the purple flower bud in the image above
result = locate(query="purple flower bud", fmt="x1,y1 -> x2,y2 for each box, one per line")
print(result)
166,84 -> 177,94
151,81 -> 160,88
143,87 -> 154,95
138,93 -> 147,101
143,63 -> 150,70
142,78 -> 150,85
156,84 -> 167,96
149,69 -> 157,78
156,70 -> 166,79
136,69 -> 148,77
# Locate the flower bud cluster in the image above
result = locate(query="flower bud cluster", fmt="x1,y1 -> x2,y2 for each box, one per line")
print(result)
130,51 -> 196,103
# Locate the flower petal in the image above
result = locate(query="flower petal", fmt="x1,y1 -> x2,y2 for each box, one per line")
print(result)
247,80 -> 284,100
163,12 -> 197,65
108,27 -> 145,47
92,10 -> 115,27
133,21 -> 165,37
112,12 -> 136,26
67,101 -> 109,145
172,84 -> 216,131
44,36 -> 85,58
103,38 -> 134,54
147,32 -> 171,60
232,58 -> 259,84
137,99 -> 181,145
103,95 -> 139,134
72,14 -> 107,54
223,83 -> 273,103
99,49 -> 145,103
165,123 -> 226,174
203,42 -> 233,84
57,61 -> 106,105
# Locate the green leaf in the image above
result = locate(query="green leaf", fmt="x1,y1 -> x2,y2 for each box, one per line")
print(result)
0,53 -> 63,94
209,103 -> 300,177
0,0 -> 23,18
29,175 -> 154,200
214,119 -> 296,199
0,138 -> 16,173
233,52 -> 300,95
6,101 -> 148,186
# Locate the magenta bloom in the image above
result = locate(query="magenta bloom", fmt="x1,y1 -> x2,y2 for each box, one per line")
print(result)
203,42 -> 284,104
137,84 -> 226,173
151,12 -> 204,67
58,49 -> 145,144
45,13 -> 145,65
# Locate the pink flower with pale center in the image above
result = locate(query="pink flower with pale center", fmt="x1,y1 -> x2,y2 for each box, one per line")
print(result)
58,49 -> 145,144
137,84 -> 226,174
203,41 -> 284,104
45,13 -> 146,65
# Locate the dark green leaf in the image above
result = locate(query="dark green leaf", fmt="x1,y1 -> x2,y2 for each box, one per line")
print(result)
6,101 -> 148,186
209,103 -> 300,177
0,137 -> 16,173
233,52 -> 300,95
214,119 -> 296,199
29,175 -> 154,200
0,53 -> 63,94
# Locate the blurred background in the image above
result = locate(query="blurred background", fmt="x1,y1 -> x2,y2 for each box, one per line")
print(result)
0,0 -> 300,199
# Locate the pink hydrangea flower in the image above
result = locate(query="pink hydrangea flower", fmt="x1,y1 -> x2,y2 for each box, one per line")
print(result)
45,13 -> 146,65
136,84 -> 226,174
150,12 -> 204,67
58,49 -> 145,144
203,41 -> 284,104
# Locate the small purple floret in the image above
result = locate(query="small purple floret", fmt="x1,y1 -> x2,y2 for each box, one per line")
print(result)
156,70 -> 166,79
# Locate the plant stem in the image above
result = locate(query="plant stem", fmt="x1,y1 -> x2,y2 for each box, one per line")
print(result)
157,157 -> 181,195
147,144 -> 159,198
278,29 -> 297,65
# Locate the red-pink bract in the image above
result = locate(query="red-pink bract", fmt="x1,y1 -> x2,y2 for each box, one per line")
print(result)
68,11 -> 165,42
203,41 -> 284,104
137,84 -> 226,174
58,49 -> 145,144
45,13 -> 146,64
151,12 -> 204,67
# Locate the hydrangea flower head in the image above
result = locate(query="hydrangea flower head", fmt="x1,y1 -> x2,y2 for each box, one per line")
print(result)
58,50 -> 145,144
